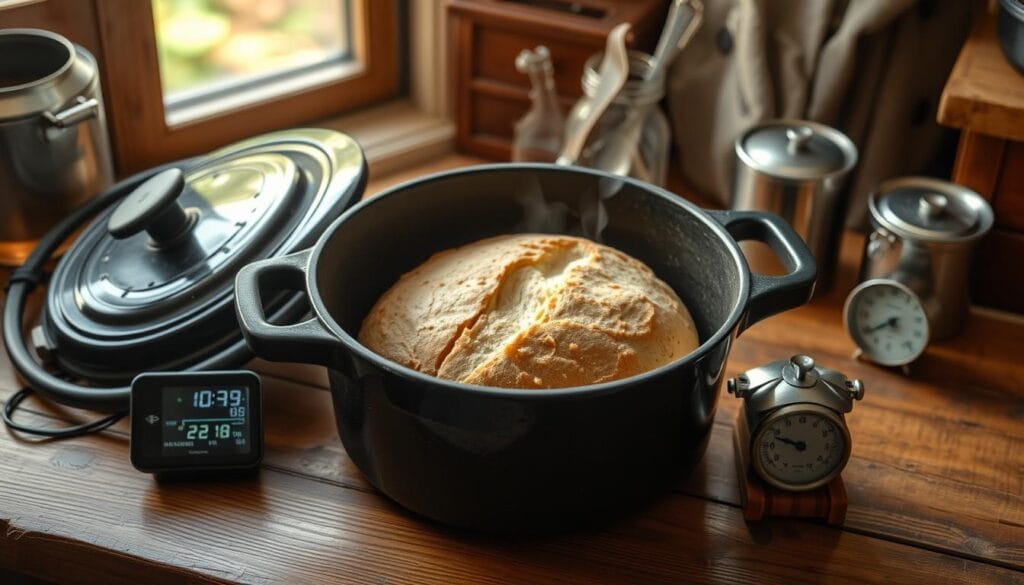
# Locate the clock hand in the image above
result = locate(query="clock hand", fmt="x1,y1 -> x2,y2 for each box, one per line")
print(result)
864,316 -> 899,333
776,436 -> 807,451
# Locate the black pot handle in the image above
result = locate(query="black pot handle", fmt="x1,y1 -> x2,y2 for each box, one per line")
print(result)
708,210 -> 817,334
234,249 -> 337,366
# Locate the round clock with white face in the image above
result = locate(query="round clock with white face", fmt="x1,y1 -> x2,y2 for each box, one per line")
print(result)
751,404 -> 851,491
844,279 -> 929,367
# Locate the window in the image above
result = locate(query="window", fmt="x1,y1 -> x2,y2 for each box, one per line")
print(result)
152,0 -> 356,125
93,0 -> 398,172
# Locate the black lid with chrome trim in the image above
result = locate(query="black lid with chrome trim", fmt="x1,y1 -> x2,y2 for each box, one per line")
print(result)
35,128 -> 366,382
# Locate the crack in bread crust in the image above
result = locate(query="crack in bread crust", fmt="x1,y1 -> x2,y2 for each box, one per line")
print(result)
358,234 -> 699,389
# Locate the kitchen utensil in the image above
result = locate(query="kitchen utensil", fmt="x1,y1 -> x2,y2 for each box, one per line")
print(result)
732,119 -> 858,292
512,46 -> 564,162
592,0 -> 703,179
728,354 -> 864,492
999,0 -> 1024,72
4,129 -> 366,412
851,177 -> 993,348
651,0 -> 705,72
235,163 -> 816,531
574,51 -> 672,185
0,28 -> 115,266
556,23 -> 630,166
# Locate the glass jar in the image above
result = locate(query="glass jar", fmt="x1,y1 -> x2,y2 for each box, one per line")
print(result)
567,50 -> 670,186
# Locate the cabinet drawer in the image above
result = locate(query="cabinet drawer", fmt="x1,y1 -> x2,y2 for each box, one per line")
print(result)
474,26 -> 604,98
993,141 -> 1024,231
972,227 -> 1024,313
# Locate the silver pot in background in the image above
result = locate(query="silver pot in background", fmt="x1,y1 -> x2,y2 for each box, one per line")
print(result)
862,178 -> 993,340
0,29 -> 114,265
732,120 -> 857,293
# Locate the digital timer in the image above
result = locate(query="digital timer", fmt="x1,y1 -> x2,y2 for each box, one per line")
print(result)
130,371 -> 263,475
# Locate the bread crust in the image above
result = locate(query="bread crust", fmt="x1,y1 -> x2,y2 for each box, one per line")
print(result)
358,234 -> 699,388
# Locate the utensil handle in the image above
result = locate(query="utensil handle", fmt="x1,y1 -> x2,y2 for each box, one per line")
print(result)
43,96 -> 99,128
650,0 -> 703,80
234,249 -> 336,366
709,210 -> 817,334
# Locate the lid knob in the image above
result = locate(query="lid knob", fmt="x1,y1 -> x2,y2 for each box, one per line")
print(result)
918,193 -> 949,220
789,354 -> 815,382
785,126 -> 814,155
108,168 -> 197,246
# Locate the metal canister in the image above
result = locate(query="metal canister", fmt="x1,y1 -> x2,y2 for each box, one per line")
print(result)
862,177 -> 993,340
732,120 -> 858,292
0,29 -> 114,265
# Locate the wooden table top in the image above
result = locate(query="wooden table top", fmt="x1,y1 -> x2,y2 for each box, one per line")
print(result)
1,156 -> 1023,584
939,10 -> 1024,142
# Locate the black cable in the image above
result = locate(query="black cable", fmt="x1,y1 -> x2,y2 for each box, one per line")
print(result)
2,387 -> 125,439
1,160 -> 198,436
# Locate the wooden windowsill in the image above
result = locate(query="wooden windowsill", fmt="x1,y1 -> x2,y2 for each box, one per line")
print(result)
316,98 -> 456,179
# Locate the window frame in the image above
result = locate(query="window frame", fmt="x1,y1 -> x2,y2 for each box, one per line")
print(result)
94,0 -> 399,173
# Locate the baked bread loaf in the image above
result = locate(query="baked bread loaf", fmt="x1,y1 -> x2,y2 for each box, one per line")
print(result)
358,234 -> 699,389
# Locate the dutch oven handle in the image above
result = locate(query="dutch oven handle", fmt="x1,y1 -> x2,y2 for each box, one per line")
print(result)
708,210 -> 817,335
235,249 -> 337,366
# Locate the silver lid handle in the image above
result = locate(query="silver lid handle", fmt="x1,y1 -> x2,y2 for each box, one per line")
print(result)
43,96 -> 99,129
785,126 -> 814,155
918,193 -> 949,220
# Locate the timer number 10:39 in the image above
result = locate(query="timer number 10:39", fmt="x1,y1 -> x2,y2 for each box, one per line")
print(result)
192,389 -> 243,408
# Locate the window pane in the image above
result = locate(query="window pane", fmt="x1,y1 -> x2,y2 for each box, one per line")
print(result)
152,0 -> 351,107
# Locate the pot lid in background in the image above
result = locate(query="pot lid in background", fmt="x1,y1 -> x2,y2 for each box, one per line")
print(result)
868,177 -> 994,243
39,128 -> 366,382
735,119 -> 858,181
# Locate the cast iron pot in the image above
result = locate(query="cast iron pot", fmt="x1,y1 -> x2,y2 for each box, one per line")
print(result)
234,164 -> 815,531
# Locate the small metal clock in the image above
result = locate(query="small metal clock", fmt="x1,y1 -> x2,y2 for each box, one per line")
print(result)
844,279 -> 929,367
728,355 -> 864,492
846,178 -> 993,368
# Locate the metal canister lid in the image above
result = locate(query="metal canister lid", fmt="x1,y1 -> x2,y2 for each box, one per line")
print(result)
735,119 -> 858,181
869,177 -> 994,243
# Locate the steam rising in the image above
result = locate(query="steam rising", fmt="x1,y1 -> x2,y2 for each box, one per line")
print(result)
514,171 -> 627,242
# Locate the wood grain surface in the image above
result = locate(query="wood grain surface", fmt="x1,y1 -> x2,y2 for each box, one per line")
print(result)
938,12 -> 1024,142
0,156 -> 1022,583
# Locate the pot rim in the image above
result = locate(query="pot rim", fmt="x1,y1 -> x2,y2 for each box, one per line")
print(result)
0,28 -> 95,120
306,163 -> 751,399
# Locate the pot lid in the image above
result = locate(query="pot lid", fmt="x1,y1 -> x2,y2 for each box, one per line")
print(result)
736,119 -> 857,181
0,29 -> 96,120
40,128 -> 366,382
869,177 -> 994,243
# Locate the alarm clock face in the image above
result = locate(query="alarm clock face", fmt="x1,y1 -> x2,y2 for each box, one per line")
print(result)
752,405 -> 851,491
844,279 -> 929,366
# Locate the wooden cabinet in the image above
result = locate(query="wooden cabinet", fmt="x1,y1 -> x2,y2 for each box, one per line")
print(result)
938,13 -> 1024,314
447,0 -> 666,160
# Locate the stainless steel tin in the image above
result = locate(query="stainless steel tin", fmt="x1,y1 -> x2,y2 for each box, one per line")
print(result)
0,29 -> 114,265
862,177 -> 993,340
732,119 -> 857,292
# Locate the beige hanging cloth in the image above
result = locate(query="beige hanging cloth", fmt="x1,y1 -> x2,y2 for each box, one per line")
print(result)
666,0 -> 975,226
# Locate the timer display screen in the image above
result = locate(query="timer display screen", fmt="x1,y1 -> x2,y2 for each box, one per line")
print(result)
161,386 -> 252,457
130,371 -> 262,475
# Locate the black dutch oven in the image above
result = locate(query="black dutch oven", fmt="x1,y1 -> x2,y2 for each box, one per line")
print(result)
235,164 -> 816,530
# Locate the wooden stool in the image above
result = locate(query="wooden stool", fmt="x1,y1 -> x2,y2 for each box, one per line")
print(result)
732,409 -> 847,526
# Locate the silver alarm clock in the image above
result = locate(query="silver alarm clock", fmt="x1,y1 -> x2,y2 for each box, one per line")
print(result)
728,355 -> 865,491
845,178 -> 993,367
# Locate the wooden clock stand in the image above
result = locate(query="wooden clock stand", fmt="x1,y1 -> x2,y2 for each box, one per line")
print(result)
732,409 -> 848,526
